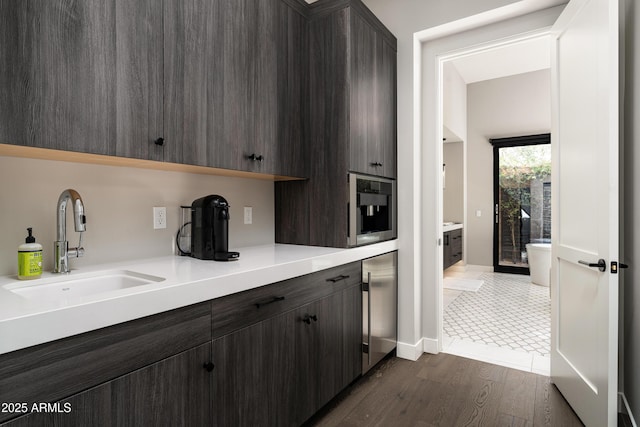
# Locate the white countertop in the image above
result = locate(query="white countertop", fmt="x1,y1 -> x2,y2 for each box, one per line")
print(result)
0,241 -> 398,355
443,223 -> 463,233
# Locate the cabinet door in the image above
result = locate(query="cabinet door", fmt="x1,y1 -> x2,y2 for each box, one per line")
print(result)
274,3 -> 308,178
164,0 -> 221,166
294,292 -> 345,423
376,37 -> 397,179
1,344 -> 211,427
115,0 -> 164,162
0,0 -> 116,155
349,11 -> 377,176
215,0 -> 278,174
211,313 -> 296,427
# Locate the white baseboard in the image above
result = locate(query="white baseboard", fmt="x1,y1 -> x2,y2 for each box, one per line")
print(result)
396,339 -> 424,361
422,337 -> 439,354
619,392 -> 638,427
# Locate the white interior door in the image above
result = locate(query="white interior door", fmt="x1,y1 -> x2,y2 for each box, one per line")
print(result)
550,0 -> 619,426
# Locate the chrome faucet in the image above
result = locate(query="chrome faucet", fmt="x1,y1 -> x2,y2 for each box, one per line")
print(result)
54,189 -> 86,273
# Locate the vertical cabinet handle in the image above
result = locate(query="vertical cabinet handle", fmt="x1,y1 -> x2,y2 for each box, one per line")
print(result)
365,271 -> 372,366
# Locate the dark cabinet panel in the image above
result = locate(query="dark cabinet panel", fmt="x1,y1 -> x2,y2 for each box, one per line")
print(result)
112,343 -> 211,426
307,8 -> 350,247
115,0 -> 164,162
349,12 -> 396,178
216,0 -> 277,173
211,282 -> 362,427
0,302 -> 211,423
274,3 -> 308,178
376,37 -> 397,179
163,0 -> 221,166
0,0 -> 116,155
444,228 -> 463,269
211,261 -> 360,338
276,0 -> 396,248
349,11 -> 377,176
211,311 -> 296,427
0,0 -> 306,178
2,344 -> 210,427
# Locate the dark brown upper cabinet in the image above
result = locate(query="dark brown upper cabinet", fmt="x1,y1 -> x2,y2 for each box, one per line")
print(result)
0,0 -> 307,178
0,0 -> 118,157
275,0 -> 397,248
310,0 -> 397,180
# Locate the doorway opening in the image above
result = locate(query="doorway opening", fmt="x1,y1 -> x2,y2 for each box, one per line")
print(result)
438,33 -> 552,374
491,134 -> 551,275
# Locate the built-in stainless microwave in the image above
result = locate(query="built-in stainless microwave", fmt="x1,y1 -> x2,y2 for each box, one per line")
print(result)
348,173 -> 397,247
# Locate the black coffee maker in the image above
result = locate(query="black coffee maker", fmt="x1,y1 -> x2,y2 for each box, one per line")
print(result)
191,195 -> 240,261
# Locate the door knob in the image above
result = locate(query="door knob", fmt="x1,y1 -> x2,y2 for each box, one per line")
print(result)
578,259 -> 606,272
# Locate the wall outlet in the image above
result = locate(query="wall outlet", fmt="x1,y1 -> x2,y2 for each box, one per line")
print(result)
153,207 -> 167,229
244,206 -> 253,225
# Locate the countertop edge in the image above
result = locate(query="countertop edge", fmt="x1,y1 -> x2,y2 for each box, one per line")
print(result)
0,241 -> 398,355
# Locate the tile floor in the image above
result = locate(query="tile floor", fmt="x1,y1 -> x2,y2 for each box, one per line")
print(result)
442,269 -> 551,375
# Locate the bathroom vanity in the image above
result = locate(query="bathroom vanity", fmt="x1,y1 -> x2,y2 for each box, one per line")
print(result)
443,224 -> 463,270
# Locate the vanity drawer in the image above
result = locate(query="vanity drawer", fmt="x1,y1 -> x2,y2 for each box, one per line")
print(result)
212,261 -> 361,338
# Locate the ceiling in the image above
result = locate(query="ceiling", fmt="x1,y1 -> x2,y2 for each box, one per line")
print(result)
448,36 -> 551,84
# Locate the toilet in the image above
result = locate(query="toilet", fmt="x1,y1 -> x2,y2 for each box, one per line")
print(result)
526,243 -> 551,287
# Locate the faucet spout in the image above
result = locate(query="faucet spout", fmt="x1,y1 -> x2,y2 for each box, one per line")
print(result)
54,189 -> 86,273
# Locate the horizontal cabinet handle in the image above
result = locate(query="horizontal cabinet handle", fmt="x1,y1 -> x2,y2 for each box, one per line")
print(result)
326,274 -> 350,283
302,314 -> 318,325
255,295 -> 285,309
370,162 -> 383,167
247,153 -> 264,162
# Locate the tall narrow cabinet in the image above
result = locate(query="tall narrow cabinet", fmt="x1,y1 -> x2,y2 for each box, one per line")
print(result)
276,0 -> 397,248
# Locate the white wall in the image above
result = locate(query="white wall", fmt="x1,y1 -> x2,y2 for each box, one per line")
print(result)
0,156 -> 274,276
466,69 -> 551,267
443,142 -> 464,223
443,62 -> 467,142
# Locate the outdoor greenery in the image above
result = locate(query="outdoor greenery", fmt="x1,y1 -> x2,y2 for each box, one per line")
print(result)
499,145 -> 551,263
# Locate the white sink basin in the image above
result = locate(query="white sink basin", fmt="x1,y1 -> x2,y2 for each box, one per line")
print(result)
5,270 -> 165,300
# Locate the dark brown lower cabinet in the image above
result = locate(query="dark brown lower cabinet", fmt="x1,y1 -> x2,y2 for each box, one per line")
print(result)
212,285 -> 361,427
1,344 -> 211,427
0,263 -> 363,427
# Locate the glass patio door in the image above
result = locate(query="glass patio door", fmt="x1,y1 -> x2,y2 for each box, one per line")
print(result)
491,134 -> 551,274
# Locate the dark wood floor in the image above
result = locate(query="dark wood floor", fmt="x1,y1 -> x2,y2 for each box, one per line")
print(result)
307,353 -> 584,427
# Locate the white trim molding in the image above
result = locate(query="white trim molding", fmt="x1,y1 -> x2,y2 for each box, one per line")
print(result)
422,337 -> 439,354
397,339 -> 424,361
